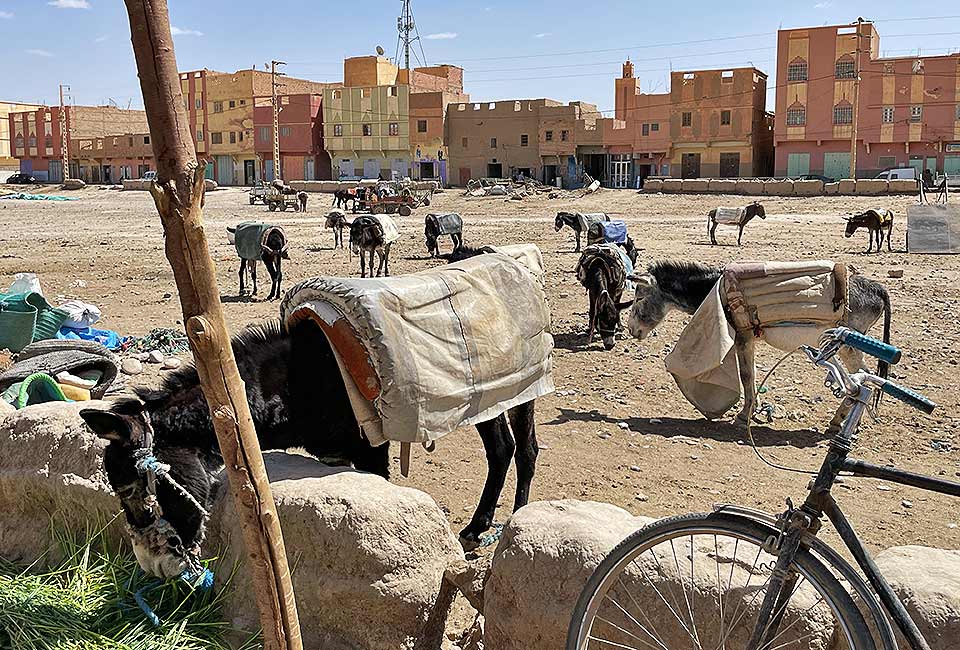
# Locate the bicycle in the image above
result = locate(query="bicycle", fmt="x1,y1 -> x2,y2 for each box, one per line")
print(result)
567,327 -> 949,650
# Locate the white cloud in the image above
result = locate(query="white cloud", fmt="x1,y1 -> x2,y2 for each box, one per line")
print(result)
171,26 -> 204,36
94,35 -> 108,43
425,32 -> 457,40
0,11 -> 13,19
26,48 -> 54,57
533,32 -> 551,39
813,1 -> 832,7
48,0 -> 91,8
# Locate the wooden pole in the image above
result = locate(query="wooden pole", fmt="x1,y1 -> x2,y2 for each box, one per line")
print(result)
121,3 -> 302,649
849,17 -> 864,179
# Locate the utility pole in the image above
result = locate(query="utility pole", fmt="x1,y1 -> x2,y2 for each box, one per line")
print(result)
59,84 -> 70,182
849,17 -> 865,179
271,60 -> 286,181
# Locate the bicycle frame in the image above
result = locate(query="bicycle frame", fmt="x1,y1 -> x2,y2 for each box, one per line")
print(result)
750,374 -> 958,650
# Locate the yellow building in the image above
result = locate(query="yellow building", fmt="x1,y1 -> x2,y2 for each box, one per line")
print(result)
1,101 -> 43,170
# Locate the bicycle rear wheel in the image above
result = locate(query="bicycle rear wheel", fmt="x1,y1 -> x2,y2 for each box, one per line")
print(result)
567,512 -> 875,650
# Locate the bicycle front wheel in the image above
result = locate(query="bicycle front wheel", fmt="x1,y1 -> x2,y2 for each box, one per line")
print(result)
567,512 -> 875,650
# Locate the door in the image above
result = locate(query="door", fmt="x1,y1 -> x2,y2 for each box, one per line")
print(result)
304,158 -> 315,181
244,160 -> 256,185
459,167 -> 471,185
102,166 -> 112,183
944,156 -> 960,176
390,158 -> 406,180
487,163 -> 502,178
908,158 -> 924,179
205,162 -> 215,180
543,165 -> 558,185
823,152 -> 851,180
48,160 -> 63,183
719,152 -> 741,178
216,155 -> 234,186
681,153 -> 701,179
926,157 -> 937,173
265,160 -> 275,182
363,159 -> 380,180
787,153 -> 810,178
610,156 -> 631,188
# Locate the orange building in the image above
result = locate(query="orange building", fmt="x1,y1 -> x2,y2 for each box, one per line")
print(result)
775,21 -> 960,179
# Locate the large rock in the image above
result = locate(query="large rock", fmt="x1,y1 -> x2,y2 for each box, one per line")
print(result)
874,546 -> 960,649
794,179 -> 824,195
708,178 -> 737,193
838,179 -> 857,194
215,452 -> 465,650
660,179 -> 683,193
856,179 -> 888,196
642,179 -> 662,193
484,501 -> 653,650
0,401 -> 118,562
203,179 -> 218,192
61,178 -> 86,190
122,178 -> 149,191
889,178 -> 917,193
681,178 -> 709,193
736,179 -> 765,195
824,181 -> 841,195
764,178 -> 794,195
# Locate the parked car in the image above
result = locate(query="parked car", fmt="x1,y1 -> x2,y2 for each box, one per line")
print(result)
6,173 -> 37,184
876,167 -> 917,181
795,174 -> 832,183
141,170 -> 157,181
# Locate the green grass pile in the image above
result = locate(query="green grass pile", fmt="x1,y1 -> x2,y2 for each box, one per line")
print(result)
0,521 -> 259,650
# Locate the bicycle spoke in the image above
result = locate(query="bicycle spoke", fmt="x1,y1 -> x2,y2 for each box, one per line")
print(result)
712,562 -> 776,650
714,535 -> 726,650
616,576 -> 671,650
588,635 -> 655,650
646,546 -> 699,640
714,540 -> 766,649
594,611 -> 670,650
670,537 -> 703,648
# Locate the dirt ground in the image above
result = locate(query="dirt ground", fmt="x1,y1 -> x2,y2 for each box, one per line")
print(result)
2,183 -> 958,557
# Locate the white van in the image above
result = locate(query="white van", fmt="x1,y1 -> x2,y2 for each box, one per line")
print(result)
876,168 -> 917,181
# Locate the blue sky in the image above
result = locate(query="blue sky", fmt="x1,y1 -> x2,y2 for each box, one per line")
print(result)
1,0 -> 959,115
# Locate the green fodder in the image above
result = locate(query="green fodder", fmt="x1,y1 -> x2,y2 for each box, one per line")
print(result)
0,520 -> 259,650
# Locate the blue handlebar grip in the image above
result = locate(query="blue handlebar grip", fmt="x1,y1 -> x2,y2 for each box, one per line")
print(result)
881,381 -> 936,415
839,329 -> 902,365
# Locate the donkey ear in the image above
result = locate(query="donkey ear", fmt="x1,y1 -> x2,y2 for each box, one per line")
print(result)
617,300 -> 635,311
79,409 -> 133,443
628,273 -> 654,287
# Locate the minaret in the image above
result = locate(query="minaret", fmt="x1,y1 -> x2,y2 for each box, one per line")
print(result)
615,58 -> 638,121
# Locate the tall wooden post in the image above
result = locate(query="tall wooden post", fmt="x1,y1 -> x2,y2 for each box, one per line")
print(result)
59,84 -> 70,183
849,17 -> 865,180
121,3 -> 302,649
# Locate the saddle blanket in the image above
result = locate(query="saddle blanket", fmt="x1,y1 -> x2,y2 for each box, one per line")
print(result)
281,251 -> 554,445
714,207 -> 745,225
576,244 -> 634,294
233,222 -> 274,260
864,209 -> 894,226
428,212 -> 464,236
588,220 -> 628,245
665,260 -> 847,418
575,212 -> 609,233
373,214 -> 400,244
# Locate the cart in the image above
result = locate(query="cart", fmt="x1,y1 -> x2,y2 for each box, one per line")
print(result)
266,186 -> 299,212
248,181 -> 268,205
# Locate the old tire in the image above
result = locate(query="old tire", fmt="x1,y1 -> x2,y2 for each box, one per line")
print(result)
249,197 -> 255,205
399,205 -> 412,217
567,512 -> 875,650
269,203 -> 277,212
422,196 -> 431,207
280,203 -> 288,212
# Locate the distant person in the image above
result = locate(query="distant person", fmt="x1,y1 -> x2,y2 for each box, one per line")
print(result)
923,168 -> 934,190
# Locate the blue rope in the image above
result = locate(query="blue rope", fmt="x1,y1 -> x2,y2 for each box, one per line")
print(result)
478,523 -> 504,548
134,567 -> 215,627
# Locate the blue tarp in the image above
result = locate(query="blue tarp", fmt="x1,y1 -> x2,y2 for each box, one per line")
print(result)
0,193 -> 78,201
57,325 -> 125,350
602,220 -> 628,244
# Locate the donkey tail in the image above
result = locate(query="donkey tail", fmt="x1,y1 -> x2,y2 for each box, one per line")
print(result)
878,287 -> 893,380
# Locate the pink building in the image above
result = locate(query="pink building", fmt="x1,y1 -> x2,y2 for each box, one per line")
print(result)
253,93 -> 329,181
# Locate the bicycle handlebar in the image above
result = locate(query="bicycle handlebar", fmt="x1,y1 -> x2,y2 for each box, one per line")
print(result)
881,380 -> 937,414
835,328 -> 902,365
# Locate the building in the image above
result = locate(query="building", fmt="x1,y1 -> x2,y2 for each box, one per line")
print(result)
445,98 -> 600,187
7,105 -> 148,182
1,101 -> 43,170
595,61 -> 773,185
179,68 -> 338,185
322,56 -> 467,183
71,131 -> 154,184
253,93 -> 329,182
774,21 -> 960,179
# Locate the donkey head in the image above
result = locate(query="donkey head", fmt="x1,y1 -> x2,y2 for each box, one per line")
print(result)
555,212 -> 573,232
626,272 -> 671,340
844,213 -> 866,238
583,260 -> 631,350
424,216 -> 439,254
263,228 -> 289,260
80,401 -> 210,580
751,201 -> 767,220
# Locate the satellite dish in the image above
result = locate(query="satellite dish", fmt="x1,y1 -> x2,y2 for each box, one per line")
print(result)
376,45 -> 385,56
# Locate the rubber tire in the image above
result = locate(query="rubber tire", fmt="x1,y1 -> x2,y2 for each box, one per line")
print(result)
249,197 -> 255,205
280,203 -> 287,211
566,512 -> 875,650
422,197 -> 431,206
268,203 -> 277,212
399,205 -> 412,217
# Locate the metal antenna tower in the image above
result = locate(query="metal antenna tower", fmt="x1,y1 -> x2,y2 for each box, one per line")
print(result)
396,0 -> 426,69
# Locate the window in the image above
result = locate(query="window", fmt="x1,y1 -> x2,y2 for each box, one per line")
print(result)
545,130 -> 553,141
388,86 -> 398,97
333,90 -> 342,99
681,112 -> 692,127
520,134 -> 529,146
651,123 -> 659,132
195,98 -> 203,109
833,104 -> 853,125
561,129 -> 569,141
229,132 -> 237,144
211,132 -> 223,144
196,128 -> 204,141
786,107 -> 806,126
143,136 -> 150,145
388,122 -> 399,136
229,100 -> 236,108
721,70 -> 734,83
461,136 -> 468,148
239,99 -> 246,106
362,124 -> 372,136
490,137 -> 497,149
878,156 -> 897,170
882,106 -> 895,123
642,123 -> 650,136
333,124 -> 343,137
361,88 -> 372,98
258,126 -> 270,142
280,126 -> 292,137
128,137 -> 134,147
835,59 -> 856,79
213,101 -> 223,113
721,110 -> 731,126
787,60 -> 808,82
911,105 -> 922,123
956,105 -> 960,121
417,119 -> 427,133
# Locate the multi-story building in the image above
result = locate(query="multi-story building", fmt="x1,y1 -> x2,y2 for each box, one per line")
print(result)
7,105 -> 148,182
775,21 -> 960,179
253,93 -> 329,182
179,68 -> 338,185
72,131 -> 154,184
1,101 -> 43,171
322,56 -> 466,183
446,98 -> 600,187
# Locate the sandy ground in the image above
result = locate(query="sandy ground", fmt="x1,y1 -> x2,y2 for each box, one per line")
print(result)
2,183 -> 958,558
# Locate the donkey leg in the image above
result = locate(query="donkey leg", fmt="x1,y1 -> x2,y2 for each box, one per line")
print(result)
250,261 -> 258,296
887,225 -> 893,251
734,334 -> 757,425
238,260 -> 246,295
461,415 -> 515,547
575,230 -> 581,252
737,224 -> 745,246
352,440 -> 390,479
507,401 -> 538,512
271,256 -> 282,300
710,221 -> 719,246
